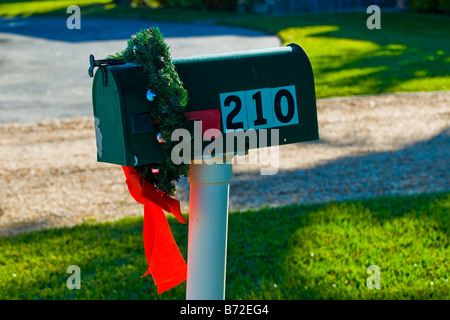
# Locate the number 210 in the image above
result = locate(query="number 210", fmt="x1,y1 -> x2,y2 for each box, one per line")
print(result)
219,85 -> 299,132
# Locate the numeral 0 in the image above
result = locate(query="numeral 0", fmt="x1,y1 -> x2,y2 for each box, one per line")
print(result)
273,89 -> 295,124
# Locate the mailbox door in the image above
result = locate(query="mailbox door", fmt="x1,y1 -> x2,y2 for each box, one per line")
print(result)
92,67 -> 128,165
92,64 -> 166,166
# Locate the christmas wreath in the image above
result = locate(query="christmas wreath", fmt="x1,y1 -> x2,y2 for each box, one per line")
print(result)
110,28 -> 189,196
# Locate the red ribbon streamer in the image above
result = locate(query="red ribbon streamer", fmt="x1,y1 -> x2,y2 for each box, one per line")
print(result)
122,166 -> 187,294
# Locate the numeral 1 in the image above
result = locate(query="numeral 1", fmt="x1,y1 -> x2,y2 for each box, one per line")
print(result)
252,91 -> 267,126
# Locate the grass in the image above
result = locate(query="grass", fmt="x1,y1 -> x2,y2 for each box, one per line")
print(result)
0,0 -> 241,22
221,11 -> 450,98
0,0 -> 111,18
1,191 -> 449,299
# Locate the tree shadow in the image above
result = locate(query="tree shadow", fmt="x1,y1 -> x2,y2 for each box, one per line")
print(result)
2,189 -> 447,300
226,191 -> 449,299
226,129 -> 449,299
229,128 -> 449,211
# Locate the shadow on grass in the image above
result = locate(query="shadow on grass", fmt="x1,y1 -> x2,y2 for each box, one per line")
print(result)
0,190 -> 448,299
0,216 -> 187,299
309,13 -> 449,96
225,129 -> 449,299
222,11 -> 450,97
226,192 -> 450,300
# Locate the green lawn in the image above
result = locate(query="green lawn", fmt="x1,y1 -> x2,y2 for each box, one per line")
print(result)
0,0 -> 111,17
221,12 -> 450,98
0,0 -> 241,22
1,192 -> 448,299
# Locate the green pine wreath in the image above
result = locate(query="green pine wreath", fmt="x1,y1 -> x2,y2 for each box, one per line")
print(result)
110,28 -> 189,196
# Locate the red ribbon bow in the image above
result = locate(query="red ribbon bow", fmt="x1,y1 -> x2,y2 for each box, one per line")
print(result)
122,166 -> 187,294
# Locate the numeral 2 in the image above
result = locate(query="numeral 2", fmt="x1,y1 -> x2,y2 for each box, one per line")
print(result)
224,95 -> 244,130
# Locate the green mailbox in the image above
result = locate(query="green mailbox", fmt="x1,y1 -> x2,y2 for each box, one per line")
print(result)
90,43 -> 319,166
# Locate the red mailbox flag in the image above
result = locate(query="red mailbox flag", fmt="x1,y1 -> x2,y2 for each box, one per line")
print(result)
122,166 -> 187,294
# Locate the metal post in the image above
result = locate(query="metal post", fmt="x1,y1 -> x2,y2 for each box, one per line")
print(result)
186,160 -> 233,300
